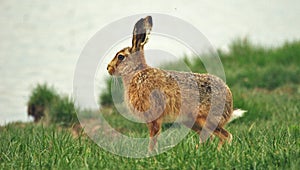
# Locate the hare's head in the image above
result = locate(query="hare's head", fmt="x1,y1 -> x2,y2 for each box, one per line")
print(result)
107,16 -> 152,76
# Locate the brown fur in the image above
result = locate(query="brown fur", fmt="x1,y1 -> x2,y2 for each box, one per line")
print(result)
27,104 -> 45,122
107,16 -> 233,151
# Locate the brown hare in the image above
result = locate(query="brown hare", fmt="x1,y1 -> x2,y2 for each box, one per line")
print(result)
107,16 -> 245,151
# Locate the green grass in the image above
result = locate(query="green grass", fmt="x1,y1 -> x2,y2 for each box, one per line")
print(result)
48,96 -> 78,127
99,78 -> 113,106
1,39 -> 300,169
28,84 -> 59,106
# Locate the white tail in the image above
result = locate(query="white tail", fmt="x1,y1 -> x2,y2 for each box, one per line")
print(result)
229,109 -> 247,122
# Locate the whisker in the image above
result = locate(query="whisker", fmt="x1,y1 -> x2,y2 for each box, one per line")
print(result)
116,77 -> 121,91
114,77 -> 118,88
112,77 -> 118,91
112,77 -> 123,98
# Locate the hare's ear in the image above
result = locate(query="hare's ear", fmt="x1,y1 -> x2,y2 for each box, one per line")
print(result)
131,16 -> 152,52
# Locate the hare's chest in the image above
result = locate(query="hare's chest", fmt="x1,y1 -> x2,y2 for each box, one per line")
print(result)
125,79 -> 156,113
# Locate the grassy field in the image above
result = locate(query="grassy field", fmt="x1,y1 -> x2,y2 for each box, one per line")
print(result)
1,39 -> 300,169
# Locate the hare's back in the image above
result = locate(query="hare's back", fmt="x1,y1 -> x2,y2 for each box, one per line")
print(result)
167,71 -> 230,100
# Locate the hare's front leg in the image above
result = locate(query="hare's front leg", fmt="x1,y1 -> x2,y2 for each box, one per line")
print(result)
147,119 -> 162,152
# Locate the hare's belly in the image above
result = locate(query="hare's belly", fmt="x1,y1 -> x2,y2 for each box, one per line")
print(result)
161,112 -> 180,123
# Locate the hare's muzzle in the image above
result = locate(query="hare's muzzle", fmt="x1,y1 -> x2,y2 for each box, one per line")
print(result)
107,65 -> 115,75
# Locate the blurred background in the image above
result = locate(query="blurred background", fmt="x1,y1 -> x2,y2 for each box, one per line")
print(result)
0,0 -> 299,125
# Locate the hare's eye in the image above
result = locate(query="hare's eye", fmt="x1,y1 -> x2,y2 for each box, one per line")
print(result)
118,55 -> 125,61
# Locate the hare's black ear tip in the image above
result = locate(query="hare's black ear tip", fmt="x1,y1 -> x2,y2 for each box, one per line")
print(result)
146,16 -> 153,26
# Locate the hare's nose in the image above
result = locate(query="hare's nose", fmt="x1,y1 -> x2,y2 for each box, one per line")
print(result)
107,65 -> 114,75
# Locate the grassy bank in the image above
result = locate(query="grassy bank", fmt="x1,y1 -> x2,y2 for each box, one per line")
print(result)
1,39 -> 299,169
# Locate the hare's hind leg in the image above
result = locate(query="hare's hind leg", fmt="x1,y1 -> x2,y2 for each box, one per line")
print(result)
147,119 -> 162,152
191,115 -> 231,150
184,116 -> 215,145
213,127 -> 232,150
192,116 -> 209,143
